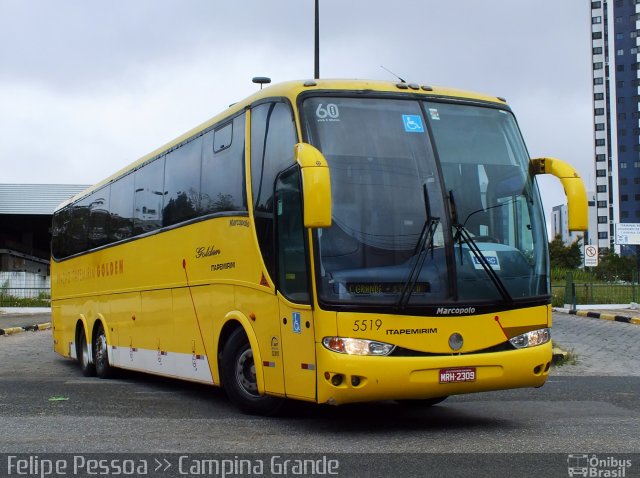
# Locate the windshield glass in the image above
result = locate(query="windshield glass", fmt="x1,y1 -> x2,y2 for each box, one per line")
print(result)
302,96 -> 549,308
427,102 -> 548,302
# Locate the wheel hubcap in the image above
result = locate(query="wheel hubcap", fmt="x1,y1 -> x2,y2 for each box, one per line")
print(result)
235,348 -> 258,396
96,334 -> 107,367
82,337 -> 90,367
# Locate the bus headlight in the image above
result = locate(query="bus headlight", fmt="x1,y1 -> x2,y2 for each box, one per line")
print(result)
509,328 -> 550,349
322,337 -> 395,356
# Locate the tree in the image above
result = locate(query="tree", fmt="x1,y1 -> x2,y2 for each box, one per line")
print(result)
593,248 -> 636,282
549,235 -> 583,269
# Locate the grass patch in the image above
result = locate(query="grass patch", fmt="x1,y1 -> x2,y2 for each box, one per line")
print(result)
550,267 -> 640,306
551,267 -> 598,284
0,290 -> 50,307
552,345 -> 578,367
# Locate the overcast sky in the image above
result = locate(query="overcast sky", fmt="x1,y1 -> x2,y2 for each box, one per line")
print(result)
0,1 -> 592,225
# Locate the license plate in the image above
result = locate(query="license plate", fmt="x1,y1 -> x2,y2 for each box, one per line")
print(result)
439,367 -> 476,383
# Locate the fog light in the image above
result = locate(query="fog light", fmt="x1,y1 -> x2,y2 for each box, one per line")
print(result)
331,374 -> 343,386
351,375 -> 361,387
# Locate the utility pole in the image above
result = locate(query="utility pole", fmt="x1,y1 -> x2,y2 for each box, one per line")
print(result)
314,0 -> 320,79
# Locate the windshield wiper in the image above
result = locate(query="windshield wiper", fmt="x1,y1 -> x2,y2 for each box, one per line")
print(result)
449,190 -> 512,304
397,184 -> 439,309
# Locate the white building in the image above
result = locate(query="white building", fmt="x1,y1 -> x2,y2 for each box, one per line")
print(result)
551,192 -> 598,246
0,183 -> 88,296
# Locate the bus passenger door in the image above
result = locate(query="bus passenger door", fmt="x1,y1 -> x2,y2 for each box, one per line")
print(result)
275,168 -> 317,401
278,298 -> 315,400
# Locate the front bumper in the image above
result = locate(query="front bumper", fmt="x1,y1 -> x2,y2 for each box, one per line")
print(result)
316,341 -> 552,405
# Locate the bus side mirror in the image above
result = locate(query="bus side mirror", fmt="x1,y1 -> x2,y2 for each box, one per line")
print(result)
530,157 -> 588,232
294,143 -> 332,228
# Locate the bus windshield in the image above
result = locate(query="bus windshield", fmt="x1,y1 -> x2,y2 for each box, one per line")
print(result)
302,96 -> 549,309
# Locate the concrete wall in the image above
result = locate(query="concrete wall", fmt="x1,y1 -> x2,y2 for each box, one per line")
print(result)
0,271 -> 50,298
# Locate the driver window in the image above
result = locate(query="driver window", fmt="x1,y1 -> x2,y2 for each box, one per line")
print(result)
275,167 -> 310,304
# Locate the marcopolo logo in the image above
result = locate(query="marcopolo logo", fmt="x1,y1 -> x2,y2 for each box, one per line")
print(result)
436,307 -> 476,315
567,454 -> 632,477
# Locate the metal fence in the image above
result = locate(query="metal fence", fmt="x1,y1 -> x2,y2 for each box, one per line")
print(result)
0,272 -> 51,307
552,281 -> 639,307
0,287 -> 50,307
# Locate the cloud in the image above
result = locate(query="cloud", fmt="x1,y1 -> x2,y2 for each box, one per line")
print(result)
0,0 -> 594,237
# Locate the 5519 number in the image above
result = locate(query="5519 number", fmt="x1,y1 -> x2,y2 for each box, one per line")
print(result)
352,319 -> 383,332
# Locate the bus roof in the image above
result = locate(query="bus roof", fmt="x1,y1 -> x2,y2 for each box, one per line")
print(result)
57,79 -> 508,210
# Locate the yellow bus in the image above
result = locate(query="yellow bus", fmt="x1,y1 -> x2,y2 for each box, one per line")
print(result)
51,79 -> 587,414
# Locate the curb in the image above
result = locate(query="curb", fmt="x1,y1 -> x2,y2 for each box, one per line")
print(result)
552,346 -> 569,365
553,308 -> 640,326
0,322 -> 51,336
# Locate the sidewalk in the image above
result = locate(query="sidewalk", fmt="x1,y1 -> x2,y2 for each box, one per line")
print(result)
553,306 -> 640,325
0,309 -> 52,335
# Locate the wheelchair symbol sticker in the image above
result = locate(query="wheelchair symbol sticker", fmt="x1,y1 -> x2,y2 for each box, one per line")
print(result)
292,312 -> 301,334
402,115 -> 424,133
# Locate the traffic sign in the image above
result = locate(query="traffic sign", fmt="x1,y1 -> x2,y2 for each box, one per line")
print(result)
615,223 -> 640,245
584,245 -> 598,267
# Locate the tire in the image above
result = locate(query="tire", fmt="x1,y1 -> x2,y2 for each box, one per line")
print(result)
221,328 -> 283,415
397,396 -> 448,407
93,323 -> 114,379
77,326 -> 96,377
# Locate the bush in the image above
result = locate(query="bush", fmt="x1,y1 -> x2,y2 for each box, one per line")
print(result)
0,285 -> 50,307
551,267 -> 597,284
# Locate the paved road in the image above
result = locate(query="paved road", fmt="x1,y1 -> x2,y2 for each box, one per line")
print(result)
0,311 -> 50,330
552,310 -> 640,376
0,311 -> 639,477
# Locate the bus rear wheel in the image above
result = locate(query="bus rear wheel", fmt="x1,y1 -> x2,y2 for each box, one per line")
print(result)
77,326 -> 95,377
93,323 -> 114,379
221,328 -> 283,415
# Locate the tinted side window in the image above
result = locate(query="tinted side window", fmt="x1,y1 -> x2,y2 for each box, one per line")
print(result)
68,195 -> 91,255
214,122 -> 232,153
200,113 -> 247,215
134,157 -> 165,235
53,189 -> 111,257
109,173 -> 134,242
52,208 -> 71,258
251,103 -> 297,211
164,137 -> 202,226
88,187 -> 110,248
250,102 -> 297,281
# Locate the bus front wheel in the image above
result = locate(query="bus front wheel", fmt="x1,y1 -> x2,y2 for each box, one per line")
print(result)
221,328 -> 283,415
93,323 -> 114,379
